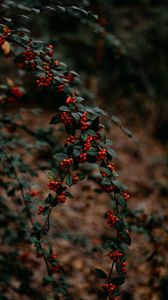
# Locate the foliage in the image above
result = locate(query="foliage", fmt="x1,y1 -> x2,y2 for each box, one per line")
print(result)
0,1 -> 131,300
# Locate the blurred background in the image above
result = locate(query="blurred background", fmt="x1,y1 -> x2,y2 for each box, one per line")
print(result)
0,1 -> 168,300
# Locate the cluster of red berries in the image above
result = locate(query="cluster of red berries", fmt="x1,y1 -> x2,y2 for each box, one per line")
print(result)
72,174 -> 79,184
57,84 -> 64,92
103,185 -> 114,192
49,253 -> 58,260
107,162 -> 115,172
48,180 -> 61,191
38,206 -> 44,215
107,210 -> 119,227
100,163 -> 115,177
43,64 -> 50,71
65,136 -> 76,144
80,112 -> 89,130
0,27 -> 11,46
49,253 -> 61,272
46,44 -> 54,57
23,49 -> 36,61
60,158 -> 73,168
103,283 -> 116,294
29,61 -> 37,70
10,86 -> 24,98
79,153 -> 87,163
100,170 -> 108,177
3,26 -> 11,35
83,135 -> 93,151
108,250 -> 123,262
121,262 -> 127,273
66,96 -> 76,105
36,76 -> 52,87
0,36 -> 5,45
65,73 -> 74,82
57,192 -> 66,203
51,264 -> 60,273
60,112 -> 73,125
123,192 -> 130,201
96,148 -> 107,161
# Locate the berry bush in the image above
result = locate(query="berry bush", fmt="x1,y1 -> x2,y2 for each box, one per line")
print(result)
0,1 -> 132,299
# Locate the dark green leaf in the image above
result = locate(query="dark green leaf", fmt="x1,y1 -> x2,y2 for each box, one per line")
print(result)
111,115 -> 122,125
42,275 -> 53,286
53,153 -> 67,160
45,193 -> 55,205
59,106 -> 71,112
120,230 -> 131,246
65,192 -> 73,198
91,117 -> 99,130
112,276 -> 125,286
87,149 -> 98,156
45,170 -> 55,180
50,115 -> 60,124
107,148 -> 117,158
113,180 -> 122,190
118,194 -> 127,209
95,268 -> 107,279
65,174 -> 73,187
65,124 -> 75,135
42,206 -> 50,216
121,127 -> 133,138
81,131 -> 88,141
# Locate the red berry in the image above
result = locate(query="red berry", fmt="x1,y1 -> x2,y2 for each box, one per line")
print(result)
10,87 -> 24,97
51,264 -> 60,273
80,112 -> 89,130
54,60 -> 59,66
30,190 -> 39,197
66,96 -> 76,105
65,136 -> 76,144
29,61 -> 37,70
121,262 -> 127,273
123,192 -> 130,201
97,149 -> 107,161
38,206 -> 44,215
60,112 -> 73,125
100,171 -> 108,177
65,73 -> 74,82
108,250 -> 123,262
36,76 -> 52,87
83,135 -> 93,151
72,174 -> 79,184
107,162 -> 115,172
49,253 -> 58,261
0,36 -> 5,45
103,283 -> 116,294
103,185 -> 114,192
57,192 -> 66,203
60,158 -> 73,168
23,49 -> 36,61
106,210 -> 119,227
48,180 -> 61,191
57,84 -> 64,92
3,26 -> 11,35
79,153 -> 87,163
43,64 -> 50,71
